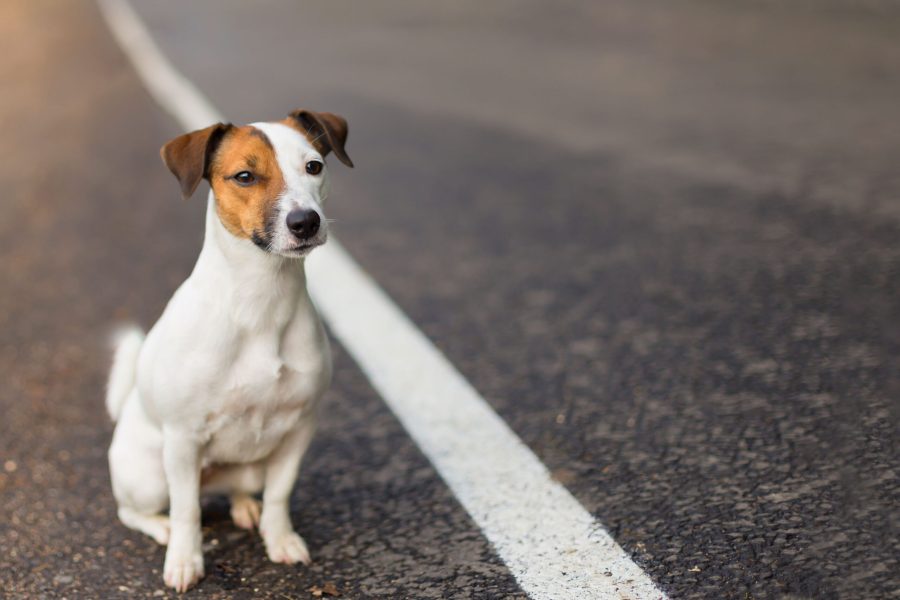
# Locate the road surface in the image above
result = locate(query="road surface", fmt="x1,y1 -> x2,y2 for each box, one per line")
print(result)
1,0 -> 898,598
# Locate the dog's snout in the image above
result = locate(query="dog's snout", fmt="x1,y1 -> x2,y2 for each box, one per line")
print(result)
286,208 -> 321,239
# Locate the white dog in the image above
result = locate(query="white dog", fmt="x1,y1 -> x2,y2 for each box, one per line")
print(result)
106,109 -> 353,592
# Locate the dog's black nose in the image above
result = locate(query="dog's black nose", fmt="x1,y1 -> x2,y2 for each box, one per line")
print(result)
286,208 -> 321,239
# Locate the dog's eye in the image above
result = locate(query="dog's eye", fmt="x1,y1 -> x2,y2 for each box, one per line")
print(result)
305,160 -> 324,175
233,171 -> 256,186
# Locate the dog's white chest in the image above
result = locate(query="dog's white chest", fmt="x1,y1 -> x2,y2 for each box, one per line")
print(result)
202,337 -> 328,464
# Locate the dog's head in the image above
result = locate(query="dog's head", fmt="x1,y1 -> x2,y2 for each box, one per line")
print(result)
160,109 -> 353,258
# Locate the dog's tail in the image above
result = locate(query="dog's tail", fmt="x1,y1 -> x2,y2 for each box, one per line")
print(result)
106,324 -> 145,421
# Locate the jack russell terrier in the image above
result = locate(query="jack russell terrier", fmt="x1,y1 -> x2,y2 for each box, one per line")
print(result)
106,109 -> 353,592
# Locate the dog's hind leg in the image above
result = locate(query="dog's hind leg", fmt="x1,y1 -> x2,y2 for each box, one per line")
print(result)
202,463 -> 264,530
109,390 -> 170,545
118,507 -> 171,545
227,465 -> 264,530
230,494 -> 262,531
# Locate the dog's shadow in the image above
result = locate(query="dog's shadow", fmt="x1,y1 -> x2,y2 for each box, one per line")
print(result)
196,495 -> 279,591
199,495 -> 234,526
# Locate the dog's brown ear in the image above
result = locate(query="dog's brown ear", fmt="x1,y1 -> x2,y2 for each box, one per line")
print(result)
288,109 -> 354,168
160,123 -> 231,199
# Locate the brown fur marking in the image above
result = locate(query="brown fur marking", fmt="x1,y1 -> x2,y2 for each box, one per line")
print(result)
208,126 -> 285,240
282,109 -> 354,167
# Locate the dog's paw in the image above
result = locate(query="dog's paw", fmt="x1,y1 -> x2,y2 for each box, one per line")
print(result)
230,495 -> 261,530
163,547 -> 204,592
265,531 -> 311,565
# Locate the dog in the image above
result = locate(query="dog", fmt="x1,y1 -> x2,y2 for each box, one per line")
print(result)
106,108 -> 353,592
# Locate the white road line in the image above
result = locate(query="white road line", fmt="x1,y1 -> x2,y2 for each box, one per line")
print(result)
97,0 -> 668,597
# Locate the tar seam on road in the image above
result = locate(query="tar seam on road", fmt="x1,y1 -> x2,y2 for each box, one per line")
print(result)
96,0 -> 668,597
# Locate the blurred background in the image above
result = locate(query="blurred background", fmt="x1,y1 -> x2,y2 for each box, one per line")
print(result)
1,0 -> 898,598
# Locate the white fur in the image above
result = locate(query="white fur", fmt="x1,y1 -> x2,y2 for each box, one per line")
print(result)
107,124 -> 333,592
106,324 -> 145,420
251,121 -> 331,257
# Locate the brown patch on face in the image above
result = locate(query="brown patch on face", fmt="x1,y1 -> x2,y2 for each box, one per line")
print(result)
207,126 -> 285,244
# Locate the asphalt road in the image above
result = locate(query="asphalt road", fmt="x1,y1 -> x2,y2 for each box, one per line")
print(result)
2,0 -> 899,598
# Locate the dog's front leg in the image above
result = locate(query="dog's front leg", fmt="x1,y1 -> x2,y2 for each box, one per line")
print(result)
260,416 -> 316,565
162,428 -> 205,592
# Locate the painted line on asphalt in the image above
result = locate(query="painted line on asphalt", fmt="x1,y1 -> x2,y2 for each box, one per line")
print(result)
97,0 -> 668,597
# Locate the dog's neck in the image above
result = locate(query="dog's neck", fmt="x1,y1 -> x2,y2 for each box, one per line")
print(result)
190,192 -> 309,330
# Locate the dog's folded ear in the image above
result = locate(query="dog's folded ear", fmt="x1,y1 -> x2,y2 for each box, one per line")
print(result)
287,109 -> 354,168
160,123 -> 232,200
